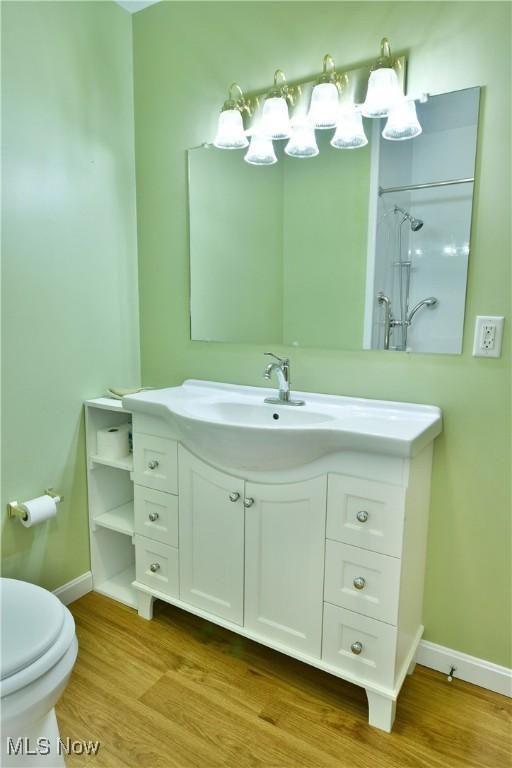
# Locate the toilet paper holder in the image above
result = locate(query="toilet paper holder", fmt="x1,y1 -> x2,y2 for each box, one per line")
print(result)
7,489 -> 64,521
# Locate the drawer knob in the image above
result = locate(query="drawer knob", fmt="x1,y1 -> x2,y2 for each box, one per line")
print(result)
148,511 -> 159,522
243,497 -> 255,508
351,641 -> 363,655
229,492 -> 240,502
353,576 -> 366,590
148,459 -> 159,470
356,510 -> 369,523
149,562 -> 160,573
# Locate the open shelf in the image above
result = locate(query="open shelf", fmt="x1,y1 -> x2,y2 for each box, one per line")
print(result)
91,454 -> 133,472
95,564 -> 136,608
94,501 -> 134,536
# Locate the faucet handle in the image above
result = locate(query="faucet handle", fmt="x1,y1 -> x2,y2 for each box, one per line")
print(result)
264,352 -> 288,365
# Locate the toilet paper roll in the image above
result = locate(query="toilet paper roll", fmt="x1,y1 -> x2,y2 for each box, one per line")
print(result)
97,422 -> 130,459
20,495 -> 58,528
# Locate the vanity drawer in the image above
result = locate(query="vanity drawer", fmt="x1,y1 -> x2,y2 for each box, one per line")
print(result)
135,535 -> 179,597
133,433 -> 178,493
327,474 -> 405,558
134,485 -> 179,547
324,541 -> 401,625
322,602 -> 397,688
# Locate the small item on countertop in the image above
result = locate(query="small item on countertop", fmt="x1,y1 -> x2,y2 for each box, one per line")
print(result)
107,386 -> 144,400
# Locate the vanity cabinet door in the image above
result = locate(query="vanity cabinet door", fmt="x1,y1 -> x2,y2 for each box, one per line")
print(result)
178,447 -> 245,624
244,477 -> 327,657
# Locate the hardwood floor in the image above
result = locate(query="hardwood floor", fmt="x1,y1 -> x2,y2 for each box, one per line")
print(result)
56,593 -> 511,768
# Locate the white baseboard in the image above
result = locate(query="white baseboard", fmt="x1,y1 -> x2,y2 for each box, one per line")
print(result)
53,571 -> 92,606
417,639 -> 512,698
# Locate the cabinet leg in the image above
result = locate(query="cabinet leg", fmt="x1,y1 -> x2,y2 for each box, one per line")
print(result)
137,591 -> 154,620
366,690 -> 396,732
407,659 -> 417,676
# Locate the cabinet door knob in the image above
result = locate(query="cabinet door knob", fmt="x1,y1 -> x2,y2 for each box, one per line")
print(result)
351,641 -> 363,655
149,562 -> 160,573
229,492 -> 240,502
148,459 -> 159,470
148,511 -> 159,522
356,510 -> 369,523
353,576 -> 366,590
243,497 -> 255,508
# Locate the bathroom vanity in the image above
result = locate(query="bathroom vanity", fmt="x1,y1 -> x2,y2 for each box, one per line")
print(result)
85,380 -> 442,732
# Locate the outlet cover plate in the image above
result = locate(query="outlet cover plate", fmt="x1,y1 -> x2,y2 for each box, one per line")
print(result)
472,315 -> 505,358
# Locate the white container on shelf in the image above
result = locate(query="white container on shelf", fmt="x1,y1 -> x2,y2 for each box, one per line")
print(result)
96,422 -> 131,460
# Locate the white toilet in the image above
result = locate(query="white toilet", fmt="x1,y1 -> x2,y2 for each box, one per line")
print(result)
1,578 -> 78,767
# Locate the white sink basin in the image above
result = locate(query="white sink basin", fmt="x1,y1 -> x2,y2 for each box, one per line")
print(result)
124,379 -> 442,470
191,400 -> 336,427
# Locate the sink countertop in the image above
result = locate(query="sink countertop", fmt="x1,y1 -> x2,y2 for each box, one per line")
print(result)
124,379 -> 442,468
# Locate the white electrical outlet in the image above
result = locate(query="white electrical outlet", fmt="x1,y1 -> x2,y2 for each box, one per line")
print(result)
472,316 -> 505,358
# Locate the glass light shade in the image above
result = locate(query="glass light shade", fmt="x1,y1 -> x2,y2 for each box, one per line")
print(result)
244,134 -> 277,165
284,117 -> 319,158
330,105 -> 368,149
308,82 -> 339,129
261,97 -> 291,140
213,109 -> 248,149
382,100 -> 422,140
361,67 -> 402,118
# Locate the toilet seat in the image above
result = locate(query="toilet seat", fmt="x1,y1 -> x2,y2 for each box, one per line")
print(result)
0,578 -> 76,698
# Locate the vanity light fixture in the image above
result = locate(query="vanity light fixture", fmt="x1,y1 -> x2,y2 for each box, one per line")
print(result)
284,115 -> 319,158
213,39 -> 422,163
308,55 -> 340,129
361,38 -> 403,118
331,103 -> 368,149
260,70 -> 294,140
382,99 -> 422,140
213,83 -> 251,149
244,133 -> 278,165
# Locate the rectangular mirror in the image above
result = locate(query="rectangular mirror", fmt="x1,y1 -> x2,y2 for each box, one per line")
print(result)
189,87 -> 480,353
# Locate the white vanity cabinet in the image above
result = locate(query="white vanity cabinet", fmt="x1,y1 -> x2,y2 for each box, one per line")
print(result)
88,400 -> 438,733
178,447 -> 326,647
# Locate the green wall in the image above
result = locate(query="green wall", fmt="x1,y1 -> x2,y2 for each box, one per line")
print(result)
133,2 -> 511,666
282,131 -> 370,349
189,147 -> 284,343
189,133 -> 370,348
188,131 -> 371,349
1,2 -> 140,589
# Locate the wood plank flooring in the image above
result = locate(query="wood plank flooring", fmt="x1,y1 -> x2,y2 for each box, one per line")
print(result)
56,593 -> 511,768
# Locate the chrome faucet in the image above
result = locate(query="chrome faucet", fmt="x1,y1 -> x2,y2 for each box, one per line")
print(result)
263,353 -> 305,406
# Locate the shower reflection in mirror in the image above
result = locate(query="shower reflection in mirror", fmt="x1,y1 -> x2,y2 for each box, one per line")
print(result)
365,87 -> 479,353
376,203 -> 437,351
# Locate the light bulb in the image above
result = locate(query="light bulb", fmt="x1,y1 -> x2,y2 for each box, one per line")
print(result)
362,68 -> 402,118
244,134 -> 277,165
382,99 -> 422,140
284,117 -> 319,158
261,97 -> 291,140
213,109 -> 248,149
308,82 -> 339,129
331,104 -> 368,149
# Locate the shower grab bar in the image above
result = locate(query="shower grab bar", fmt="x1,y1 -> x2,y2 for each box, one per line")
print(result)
379,177 -> 474,195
